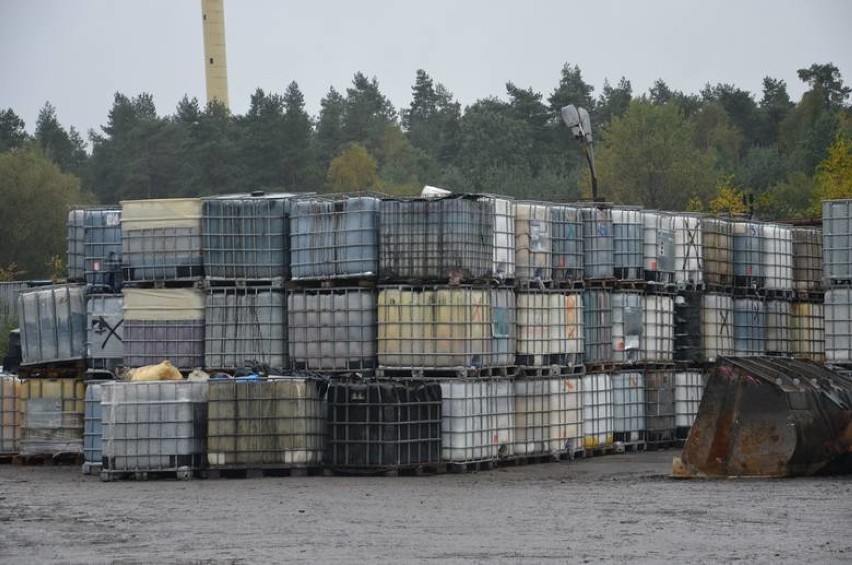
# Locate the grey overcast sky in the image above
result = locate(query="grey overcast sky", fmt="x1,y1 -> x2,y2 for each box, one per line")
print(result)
1,0 -> 850,139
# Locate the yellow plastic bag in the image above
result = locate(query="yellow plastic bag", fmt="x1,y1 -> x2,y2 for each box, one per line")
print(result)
128,360 -> 183,381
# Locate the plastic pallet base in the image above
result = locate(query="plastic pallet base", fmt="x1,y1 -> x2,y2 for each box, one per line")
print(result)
501,452 -> 561,466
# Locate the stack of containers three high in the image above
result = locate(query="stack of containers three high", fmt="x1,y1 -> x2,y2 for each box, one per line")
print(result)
203,193 -> 325,478
97,197 -> 208,479
588,206 -> 678,452
9,207 -> 120,463
511,201 -> 583,463
288,194 -> 427,474
371,194 -> 513,472
96,193 -> 329,480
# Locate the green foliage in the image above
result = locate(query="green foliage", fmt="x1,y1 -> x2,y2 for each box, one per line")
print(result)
315,87 -> 347,172
709,177 -> 749,215
692,103 -> 743,171
0,146 -> 87,278
812,133 -> 852,208
378,125 -> 421,190
327,143 -> 379,192
797,63 -> 851,109
0,108 -> 29,152
595,100 -> 718,209
755,172 -> 815,220
0,316 -> 16,363
686,196 -> 704,212
343,72 -> 397,159
700,83 -> 762,149
281,82 -> 321,191
455,98 -> 533,193
596,77 -> 633,127
35,102 -> 87,176
402,69 -> 461,167
46,255 -> 65,283
735,146 -> 789,192
758,76 -> 794,145
548,63 -> 595,115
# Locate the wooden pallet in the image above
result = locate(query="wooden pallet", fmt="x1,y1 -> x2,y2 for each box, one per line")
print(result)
613,278 -> 649,292
549,279 -> 585,291
445,459 -> 499,474
323,463 -> 447,477
793,290 -> 825,303
676,280 -> 706,293
123,278 -> 205,289
100,467 -> 204,481
576,445 -> 616,458
501,452 -> 561,466
205,277 -> 286,289
375,365 -> 518,380
286,277 -> 376,289
583,278 -> 618,289
18,361 -> 86,379
13,452 -> 84,466
207,465 -> 323,479
644,438 -> 684,451
585,363 -> 619,374
517,364 -> 584,378
764,289 -> 795,301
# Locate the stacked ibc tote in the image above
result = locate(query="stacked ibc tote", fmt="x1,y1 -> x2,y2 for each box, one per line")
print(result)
512,201 -> 583,464
584,205 -> 679,453
99,197 -> 209,480
11,206 -> 124,465
287,194 -> 413,475
202,193 -> 326,479
77,206 -> 124,474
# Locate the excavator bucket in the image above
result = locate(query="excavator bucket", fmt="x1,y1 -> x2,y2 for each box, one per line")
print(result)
673,357 -> 852,478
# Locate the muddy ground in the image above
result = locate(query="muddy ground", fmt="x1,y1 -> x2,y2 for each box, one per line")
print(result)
0,450 -> 850,564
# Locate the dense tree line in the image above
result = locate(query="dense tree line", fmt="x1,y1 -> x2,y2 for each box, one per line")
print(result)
0,62 -> 850,278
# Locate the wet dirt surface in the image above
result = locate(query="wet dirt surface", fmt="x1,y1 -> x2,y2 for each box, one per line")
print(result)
1,450 -> 850,564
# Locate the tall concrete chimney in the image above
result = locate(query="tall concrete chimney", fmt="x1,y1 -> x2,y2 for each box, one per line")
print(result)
201,0 -> 229,108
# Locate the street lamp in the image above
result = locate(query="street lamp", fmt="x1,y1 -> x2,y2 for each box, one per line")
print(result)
561,105 -> 599,201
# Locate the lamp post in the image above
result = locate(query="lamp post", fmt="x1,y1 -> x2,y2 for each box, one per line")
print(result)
561,105 -> 599,201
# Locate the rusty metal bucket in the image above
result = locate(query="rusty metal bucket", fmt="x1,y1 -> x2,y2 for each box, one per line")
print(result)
673,357 -> 852,478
